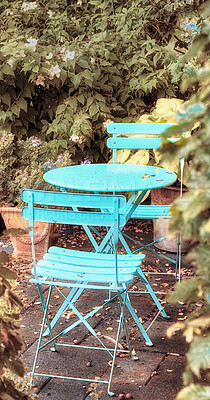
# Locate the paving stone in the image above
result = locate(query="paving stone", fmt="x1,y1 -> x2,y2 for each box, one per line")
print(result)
35,379 -> 87,400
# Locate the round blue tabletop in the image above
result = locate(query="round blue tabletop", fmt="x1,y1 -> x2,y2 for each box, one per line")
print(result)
43,164 -> 176,193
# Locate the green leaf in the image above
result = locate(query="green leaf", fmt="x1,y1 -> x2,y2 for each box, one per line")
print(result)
56,104 -> 66,115
177,384 -> 210,400
0,251 -> 10,268
0,266 -> 17,281
78,59 -> 89,69
95,93 -> 105,102
1,93 -> 11,107
129,78 -> 138,89
1,64 -> 15,76
77,94 -> 85,105
86,97 -> 94,107
81,69 -> 93,82
32,65 -> 39,73
16,98 -> 27,113
89,102 -> 99,117
167,279 -> 202,304
188,335 -> 210,377
71,74 -> 81,89
11,105 -> 20,117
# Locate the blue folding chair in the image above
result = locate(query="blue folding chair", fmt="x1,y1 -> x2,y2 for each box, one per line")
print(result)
22,189 -> 153,395
107,122 -> 184,283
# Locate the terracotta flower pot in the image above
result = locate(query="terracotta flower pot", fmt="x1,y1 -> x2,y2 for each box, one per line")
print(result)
151,186 -> 191,253
0,207 -> 61,260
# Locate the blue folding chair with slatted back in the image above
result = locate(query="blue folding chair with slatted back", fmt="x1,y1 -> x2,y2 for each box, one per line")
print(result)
21,188 -> 157,395
107,122 -> 184,283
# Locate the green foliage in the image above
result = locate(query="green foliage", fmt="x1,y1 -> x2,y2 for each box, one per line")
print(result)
0,0 -> 202,206
160,7 -> 210,398
0,251 -> 30,399
0,132 -> 70,206
177,384 -> 210,400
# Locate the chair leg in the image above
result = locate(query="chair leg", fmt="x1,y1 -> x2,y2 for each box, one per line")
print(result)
107,290 -> 135,396
30,284 -> 55,384
124,294 -> 153,346
135,269 -> 168,319
43,286 -> 83,336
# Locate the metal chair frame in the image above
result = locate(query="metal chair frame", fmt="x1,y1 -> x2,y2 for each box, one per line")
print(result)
22,188 -> 167,395
107,122 -> 184,283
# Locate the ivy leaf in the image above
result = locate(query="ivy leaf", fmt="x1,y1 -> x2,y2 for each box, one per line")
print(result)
167,279 -> 202,304
16,98 -> 27,113
1,64 -> 15,76
177,384 -> 210,400
0,266 -> 17,281
11,105 -> 20,117
188,335 -> 210,378
1,93 -> 11,107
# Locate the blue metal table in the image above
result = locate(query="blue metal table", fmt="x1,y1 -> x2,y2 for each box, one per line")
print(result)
43,163 -> 176,193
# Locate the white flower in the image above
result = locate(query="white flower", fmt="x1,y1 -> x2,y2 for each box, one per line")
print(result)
6,9 -> 13,15
103,120 -> 113,129
22,2 -> 37,12
48,64 -> 61,79
77,0 -> 82,5
24,37 -> 38,52
46,52 -> 53,60
33,74 -> 45,86
47,10 -> 53,18
71,134 -> 80,142
62,50 -> 75,62
7,58 -> 15,66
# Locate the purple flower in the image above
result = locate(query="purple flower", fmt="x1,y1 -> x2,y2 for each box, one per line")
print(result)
81,158 -> 91,165
44,158 -> 53,165
32,137 -> 42,147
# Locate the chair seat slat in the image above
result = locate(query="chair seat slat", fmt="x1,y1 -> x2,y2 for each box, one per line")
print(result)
42,253 -> 143,268
131,205 -> 170,219
37,259 -> 139,274
48,246 -> 144,261
32,266 -> 134,283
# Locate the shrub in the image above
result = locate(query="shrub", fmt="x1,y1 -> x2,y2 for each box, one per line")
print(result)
159,11 -> 210,399
0,251 -> 30,399
0,0 -> 203,205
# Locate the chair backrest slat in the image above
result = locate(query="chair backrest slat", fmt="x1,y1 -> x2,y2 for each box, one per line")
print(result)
22,189 -> 126,208
107,137 -> 161,150
107,122 -> 173,135
21,189 -> 126,227
22,207 -> 126,227
107,122 -> 174,164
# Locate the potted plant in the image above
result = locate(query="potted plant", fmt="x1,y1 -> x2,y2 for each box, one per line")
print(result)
0,133 -> 71,259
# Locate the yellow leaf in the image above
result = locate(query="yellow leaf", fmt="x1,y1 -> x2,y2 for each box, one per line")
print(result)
117,148 -> 131,163
125,149 -> 149,165
106,327 -> 113,331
